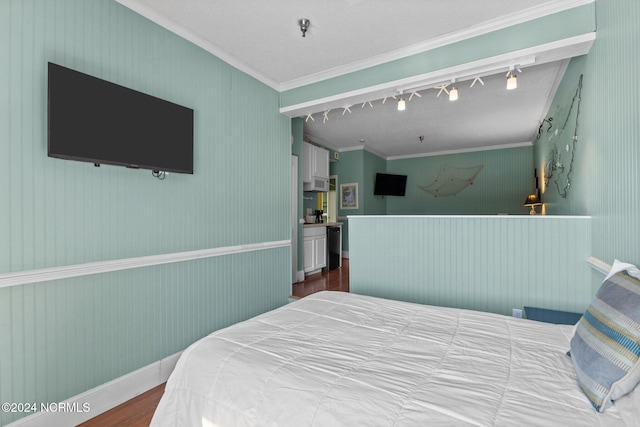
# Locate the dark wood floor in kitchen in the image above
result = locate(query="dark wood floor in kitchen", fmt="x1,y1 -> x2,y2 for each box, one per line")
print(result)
79,259 -> 349,427
292,258 -> 350,298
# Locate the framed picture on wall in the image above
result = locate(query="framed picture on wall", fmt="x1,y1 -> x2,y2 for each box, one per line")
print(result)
340,183 -> 358,209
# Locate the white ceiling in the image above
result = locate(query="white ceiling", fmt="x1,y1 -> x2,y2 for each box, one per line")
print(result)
116,0 -> 593,159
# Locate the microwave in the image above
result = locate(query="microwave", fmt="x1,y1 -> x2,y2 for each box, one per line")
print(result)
303,177 -> 329,192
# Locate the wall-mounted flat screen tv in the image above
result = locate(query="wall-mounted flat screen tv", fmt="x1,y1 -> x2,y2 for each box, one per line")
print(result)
48,62 -> 194,174
374,173 -> 407,196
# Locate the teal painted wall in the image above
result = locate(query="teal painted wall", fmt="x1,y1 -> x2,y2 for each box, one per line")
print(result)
0,0 -> 291,424
586,0 -> 640,268
331,146 -> 533,252
534,0 -> 640,274
337,0 -> 640,305
388,146 -> 534,215
331,149 -> 364,251
534,56 -> 588,216
349,216 -> 593,315
302,191 -> 320,215
363,150 -> 387,215
291,118 -> 304,272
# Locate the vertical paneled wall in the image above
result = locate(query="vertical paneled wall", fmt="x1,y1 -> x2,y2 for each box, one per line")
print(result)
1,0 -> 290,272
583,0 -> 640,267
0,249 -> 290,425
0,0 -> 291,424
534,0 -> 640,275
349,216 -> 592,316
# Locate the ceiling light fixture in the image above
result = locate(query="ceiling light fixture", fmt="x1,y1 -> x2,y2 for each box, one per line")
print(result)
298,19 -> 310,37
506,73 -> 517,90
449,87 -> 458,101
397,91 -> 406,111
396,57 -> 534,99
449,80 -> 458,101
506,66 -> 519,90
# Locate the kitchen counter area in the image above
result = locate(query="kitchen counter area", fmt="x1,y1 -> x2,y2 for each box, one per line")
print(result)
303,222 -> 343,228
302,223 -> 342,275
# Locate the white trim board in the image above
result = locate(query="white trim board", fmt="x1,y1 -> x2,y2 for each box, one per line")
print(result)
587,256 -> 612,275
5,351 -> 182,427
0,240 -> 291,288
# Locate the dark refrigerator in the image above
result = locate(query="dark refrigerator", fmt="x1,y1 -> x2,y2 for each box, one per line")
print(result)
326,226 -> 341,270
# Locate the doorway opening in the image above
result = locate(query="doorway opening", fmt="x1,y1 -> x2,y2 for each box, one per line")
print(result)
317,175 -> 337,223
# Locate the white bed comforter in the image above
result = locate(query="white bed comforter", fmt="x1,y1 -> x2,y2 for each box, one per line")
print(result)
151,291 -> 634,426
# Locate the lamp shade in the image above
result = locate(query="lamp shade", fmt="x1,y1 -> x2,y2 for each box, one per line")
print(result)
523,193 -> 542,206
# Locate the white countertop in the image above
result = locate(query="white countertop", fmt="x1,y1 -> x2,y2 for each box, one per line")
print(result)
303,222 -> 343,228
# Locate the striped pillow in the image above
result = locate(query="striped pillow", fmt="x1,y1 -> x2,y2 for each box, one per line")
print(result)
570,267 -> 640,412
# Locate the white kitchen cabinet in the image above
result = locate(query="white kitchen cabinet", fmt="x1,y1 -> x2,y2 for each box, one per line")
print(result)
303,142 -> 329,191
302,142 -> 313,184
313,145 -> 329,179
303,237 -> 314,272
303,226 -> 327,274
313,235 -> 327,269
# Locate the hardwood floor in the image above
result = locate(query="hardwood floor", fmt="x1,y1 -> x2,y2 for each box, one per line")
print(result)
292,258 -> 349,298
79,259 -> 349,426
77,384 -> 165,427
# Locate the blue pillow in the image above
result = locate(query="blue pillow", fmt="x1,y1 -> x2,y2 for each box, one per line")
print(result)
570,267 -> 640,412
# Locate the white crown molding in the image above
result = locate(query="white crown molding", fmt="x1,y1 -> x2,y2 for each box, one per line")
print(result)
338,145 -> 365,152
114,0 -> 280,90
324,140 -> 532,161
385,141 -> 533,161
279,0 -> 595,91
0,240 -> 291,288
337,144 -> 391,160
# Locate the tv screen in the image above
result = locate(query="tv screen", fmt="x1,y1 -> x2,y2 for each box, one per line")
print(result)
374,173 -> 407,196
48,62 -> 194,174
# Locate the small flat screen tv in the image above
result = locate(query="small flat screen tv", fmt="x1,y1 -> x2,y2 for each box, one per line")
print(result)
48,62 -> 194,174
374,173 -> 407,196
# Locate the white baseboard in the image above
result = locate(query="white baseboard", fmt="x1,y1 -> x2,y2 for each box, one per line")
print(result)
342,251 -> 349,259
6,351 -> 182,427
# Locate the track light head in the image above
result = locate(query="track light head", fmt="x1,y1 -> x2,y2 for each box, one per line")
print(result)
397,97 -> 406,111
506,66 -> 518,90
449,86 -> 459,101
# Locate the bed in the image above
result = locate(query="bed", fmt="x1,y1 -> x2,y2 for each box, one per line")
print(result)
151,286 -> 639,426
